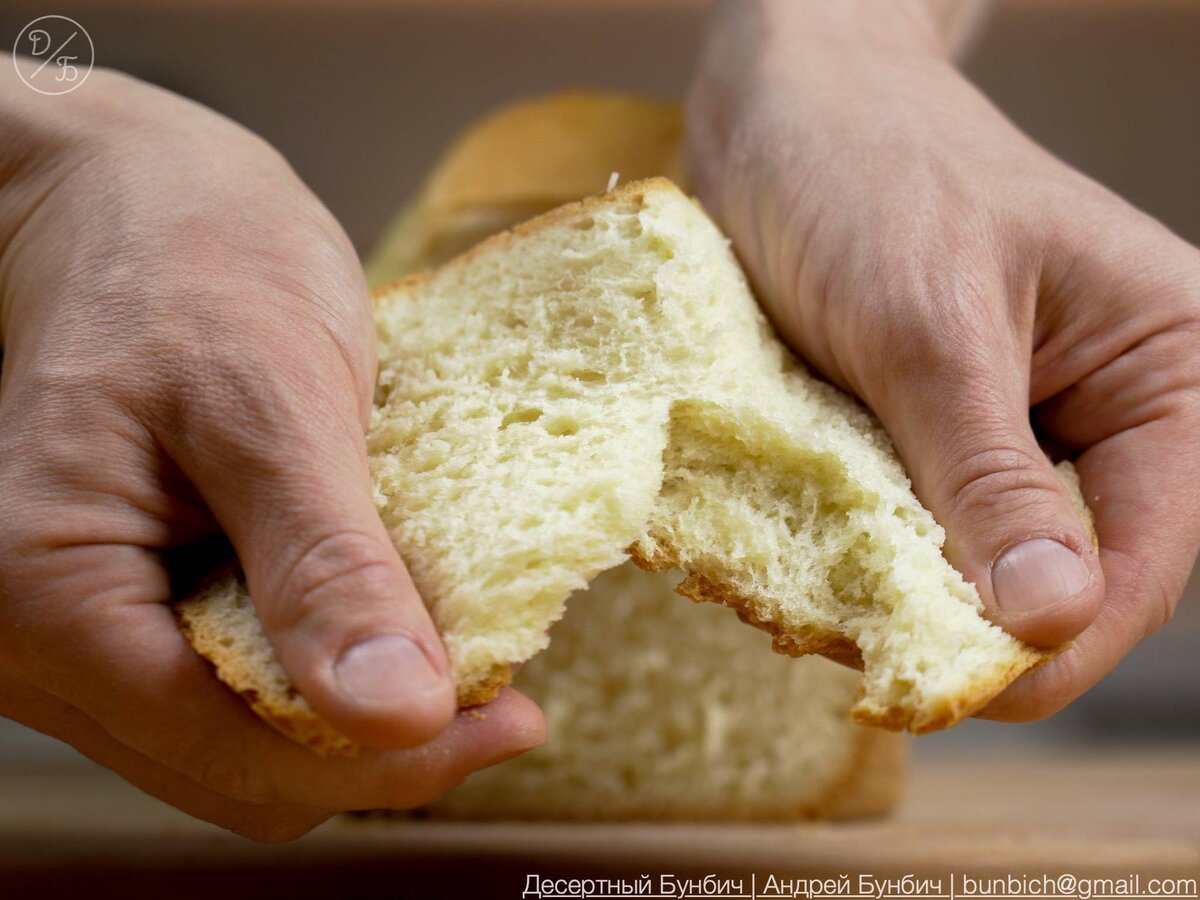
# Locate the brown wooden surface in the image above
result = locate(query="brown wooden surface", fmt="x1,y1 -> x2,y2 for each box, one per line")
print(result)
0,748 -> 1196,896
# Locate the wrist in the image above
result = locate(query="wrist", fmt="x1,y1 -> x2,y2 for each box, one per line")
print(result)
752,0 -> 985,64
687,0 -> 975,130
685,1 -> 973,199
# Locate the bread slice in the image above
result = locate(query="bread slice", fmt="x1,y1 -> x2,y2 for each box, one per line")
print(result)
178,177 -> 1089,753
430,562 -> 904,821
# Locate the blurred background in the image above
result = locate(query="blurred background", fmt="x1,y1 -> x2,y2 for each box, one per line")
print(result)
0,0 -> 1196,766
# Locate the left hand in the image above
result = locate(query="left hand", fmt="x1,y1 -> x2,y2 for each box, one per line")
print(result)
684,0 -> 1200,722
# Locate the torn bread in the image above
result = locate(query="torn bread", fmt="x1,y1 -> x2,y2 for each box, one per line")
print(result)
178,177 -> 1091,754
372,90 -> 904,820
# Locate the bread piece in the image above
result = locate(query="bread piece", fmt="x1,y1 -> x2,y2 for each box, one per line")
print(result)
430,562 -> 904,821
179,177 -> 1092,753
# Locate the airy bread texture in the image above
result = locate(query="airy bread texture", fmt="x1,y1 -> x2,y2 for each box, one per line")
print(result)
180,176 -> 1088,753
430,562 -> 904,821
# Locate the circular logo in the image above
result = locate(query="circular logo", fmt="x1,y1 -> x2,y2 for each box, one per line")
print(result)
13,16 -> 95,95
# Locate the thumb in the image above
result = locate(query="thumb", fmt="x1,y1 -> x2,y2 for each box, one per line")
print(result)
862,299 -> 1104,648
167,369 -> 456,750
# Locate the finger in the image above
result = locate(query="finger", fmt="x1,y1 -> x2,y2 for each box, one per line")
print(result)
977,414 -> 1200,720
157,328 -> 456,749
855,267 -> 1103,647
2,543 -> 546,808
0,671 -> 333,842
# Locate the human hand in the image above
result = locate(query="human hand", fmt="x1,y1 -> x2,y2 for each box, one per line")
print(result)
685,0 -> 1200,720
0,60 -> 544,839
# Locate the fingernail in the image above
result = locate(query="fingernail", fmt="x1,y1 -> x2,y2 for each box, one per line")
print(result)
992,538 -> 1090,614
334,635 -> 446,705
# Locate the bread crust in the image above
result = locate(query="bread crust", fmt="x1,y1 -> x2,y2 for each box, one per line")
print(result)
454,664 -> 514,709
372,178 -> 675,296
176,582 -> 359,758
629,542 -> 1052,735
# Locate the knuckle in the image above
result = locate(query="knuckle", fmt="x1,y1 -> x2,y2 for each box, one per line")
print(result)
850,264 -> 1008,395
0,515 -> 27,578
427,770 -> 470,803
1114,549 -> 1179,641
0,519 -> 53,664
942,443 -> 1064,523
156,339 -> 284,438
1143,593 -> 1176,639
1026,651 -> 1089,720
423,763 -> 470,803
1006,686 -> 1071,724
267,529 -> 400,633
150,330 -> 363,466
368,742 -> 470,809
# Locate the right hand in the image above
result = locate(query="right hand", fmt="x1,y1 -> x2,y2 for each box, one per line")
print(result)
0,60 -> 544,840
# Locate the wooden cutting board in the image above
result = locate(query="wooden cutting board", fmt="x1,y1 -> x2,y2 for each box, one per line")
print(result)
0,748 -> 1196,897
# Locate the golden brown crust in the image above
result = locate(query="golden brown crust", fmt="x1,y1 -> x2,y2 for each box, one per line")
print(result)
371,178 -> 681,306
239,692 -> 354,758
631,546 -> 868,669
852,646 -> 1055,735
175,603 -> 359,758
630,541 -> 1051,735
672,570 -> 866,669
420,91 -> 684,219
454,663 -> 513,708
178,573 -> 515,733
